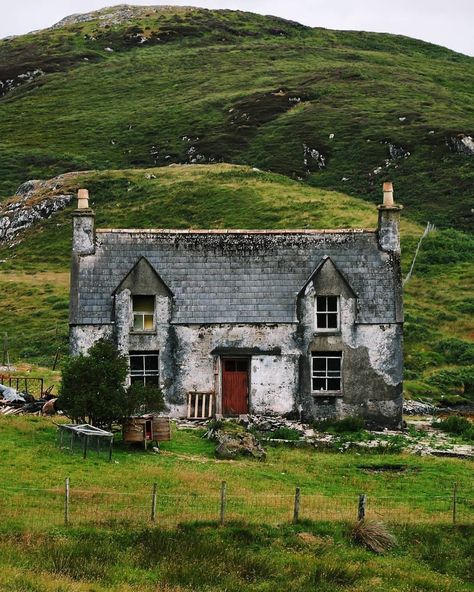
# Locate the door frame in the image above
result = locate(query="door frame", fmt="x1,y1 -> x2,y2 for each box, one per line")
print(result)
219,356 -> 251,416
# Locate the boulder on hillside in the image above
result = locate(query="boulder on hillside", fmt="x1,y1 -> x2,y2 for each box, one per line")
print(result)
215,430 -> 266,460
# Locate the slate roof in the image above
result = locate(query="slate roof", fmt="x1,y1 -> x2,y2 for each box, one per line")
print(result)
72,229 -> 398,325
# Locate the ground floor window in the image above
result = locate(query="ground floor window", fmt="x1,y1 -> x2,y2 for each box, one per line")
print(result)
129,351 -> 159,386
311,351 -> 342,392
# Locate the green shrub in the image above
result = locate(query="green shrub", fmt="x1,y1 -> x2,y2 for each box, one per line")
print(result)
268,427 -> 301,440
58,338 -> 128,427
125,382 -> 165,416
314,416 -> 365,434
436,339 -> 474,365
433,416 -> 474,441
426,366 -> 474,399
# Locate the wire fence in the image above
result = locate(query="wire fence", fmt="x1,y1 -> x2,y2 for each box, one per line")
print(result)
0,481 -> 472,531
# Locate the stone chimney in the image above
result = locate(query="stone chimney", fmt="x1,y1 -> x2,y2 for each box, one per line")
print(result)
377,182 -> 403,252
72,188 -> 95,255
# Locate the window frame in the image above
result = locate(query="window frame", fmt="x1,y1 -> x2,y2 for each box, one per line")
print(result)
311,351 -> 343,394
314,295 -> 340,332
131,295 -> 155,333
129,351 -> 160,387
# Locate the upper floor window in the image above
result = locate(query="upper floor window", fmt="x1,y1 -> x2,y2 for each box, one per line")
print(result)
132,295 -> 155,331
315,295 -> 339,331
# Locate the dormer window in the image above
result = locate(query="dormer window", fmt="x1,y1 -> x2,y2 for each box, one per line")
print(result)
315,296 -> 339,331
132,295 -> 155,331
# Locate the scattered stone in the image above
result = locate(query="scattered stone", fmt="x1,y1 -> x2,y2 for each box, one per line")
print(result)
104,47 -> 114,52
388,143 -> 410,159
398,116 -> 407,122
403,399 -> 437,415
446,134 -> 474,155
303,143 -> 326,171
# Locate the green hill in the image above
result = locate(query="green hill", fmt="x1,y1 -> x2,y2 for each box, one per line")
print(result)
0,5 -> 473,228
0,6 -> 472,404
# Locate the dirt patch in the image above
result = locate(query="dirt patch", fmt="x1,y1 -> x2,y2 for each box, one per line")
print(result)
357,463 -> 420,474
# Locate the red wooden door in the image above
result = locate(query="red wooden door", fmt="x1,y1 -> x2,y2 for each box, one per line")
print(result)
222,359 -> 249,415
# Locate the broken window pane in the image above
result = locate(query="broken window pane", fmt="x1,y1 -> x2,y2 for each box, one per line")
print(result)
129,352 -> 159,387
311,352 -> 342,392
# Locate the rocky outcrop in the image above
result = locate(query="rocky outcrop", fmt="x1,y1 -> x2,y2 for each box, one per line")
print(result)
446,134 -> 474,155
0,177 -> 75,244
303,143 -> 326,172
403,399 -> 437,416
50,5 -> 193,30
0,69 -> 44,97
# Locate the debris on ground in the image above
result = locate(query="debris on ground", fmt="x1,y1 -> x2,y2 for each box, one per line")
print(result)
0,381 -> 56,415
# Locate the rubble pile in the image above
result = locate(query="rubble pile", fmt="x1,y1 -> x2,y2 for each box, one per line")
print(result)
403,399 -> 438,416
0,382 -> 55,415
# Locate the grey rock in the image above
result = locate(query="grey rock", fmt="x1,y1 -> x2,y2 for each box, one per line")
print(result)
215,431 -> 266,460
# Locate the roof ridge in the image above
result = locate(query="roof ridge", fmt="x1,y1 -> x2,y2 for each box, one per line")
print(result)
95,228 -> 375,234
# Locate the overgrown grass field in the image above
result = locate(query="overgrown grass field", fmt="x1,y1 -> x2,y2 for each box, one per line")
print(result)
0,415 -> 472,591
0,416 -> 472,529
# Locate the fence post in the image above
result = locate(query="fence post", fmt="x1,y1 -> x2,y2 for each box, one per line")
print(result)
452,482 -> 458,525
358,494 -> 366,521
220,481 -> 227,526
293,487 -> 301,524
151,482 -> 157,523
83,435 -> 88,460
64,477 -> 70,527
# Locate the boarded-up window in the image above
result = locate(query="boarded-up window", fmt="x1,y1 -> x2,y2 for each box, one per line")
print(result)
132,295 -> 155,331
311,351 -> 342,392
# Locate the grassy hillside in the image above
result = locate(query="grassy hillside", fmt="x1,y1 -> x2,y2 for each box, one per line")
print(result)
0,165 -> 472,403
0,5 -> 473,228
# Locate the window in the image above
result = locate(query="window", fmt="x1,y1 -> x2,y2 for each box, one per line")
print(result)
129,351 -> 159,386
315,295 -> 339,331
311,351 -> 342,392
132,295 -> 155,331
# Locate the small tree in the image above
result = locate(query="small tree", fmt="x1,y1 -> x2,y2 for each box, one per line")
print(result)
59,339 -> 128,427
125,382 -> 165,417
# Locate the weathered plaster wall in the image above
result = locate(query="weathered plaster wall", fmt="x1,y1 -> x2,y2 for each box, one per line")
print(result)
169,324 -> 299,416
297,259 -> 403,427
70,324 -> 113,354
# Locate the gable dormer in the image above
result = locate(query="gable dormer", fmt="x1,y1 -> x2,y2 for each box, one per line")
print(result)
297,256 -> 357,330
112,257 -> 173,330
299,256 -> 357,299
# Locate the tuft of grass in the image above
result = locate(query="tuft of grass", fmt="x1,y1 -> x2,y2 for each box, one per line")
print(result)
433,416 -> 474,441
351,519 -> 397,553
314,416 -> 366,434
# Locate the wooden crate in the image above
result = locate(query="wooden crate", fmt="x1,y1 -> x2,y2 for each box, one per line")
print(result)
123,416 -> 171,449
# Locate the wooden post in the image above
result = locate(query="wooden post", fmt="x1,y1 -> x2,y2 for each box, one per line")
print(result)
64,477 -> 70,526
452,482 -> 458,525
293,487 -> 301,524
83,435 -> 88,459
220,481 -> 227,526
151,482 -> 157,522
108,437 -> 113,462
358,494 -> 366,521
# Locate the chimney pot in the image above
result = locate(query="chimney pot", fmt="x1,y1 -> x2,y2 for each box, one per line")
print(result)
383,181 -> 394,207
77,188 -> 89,209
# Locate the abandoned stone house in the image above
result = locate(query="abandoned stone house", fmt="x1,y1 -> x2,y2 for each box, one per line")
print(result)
69,182 -> 404,427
